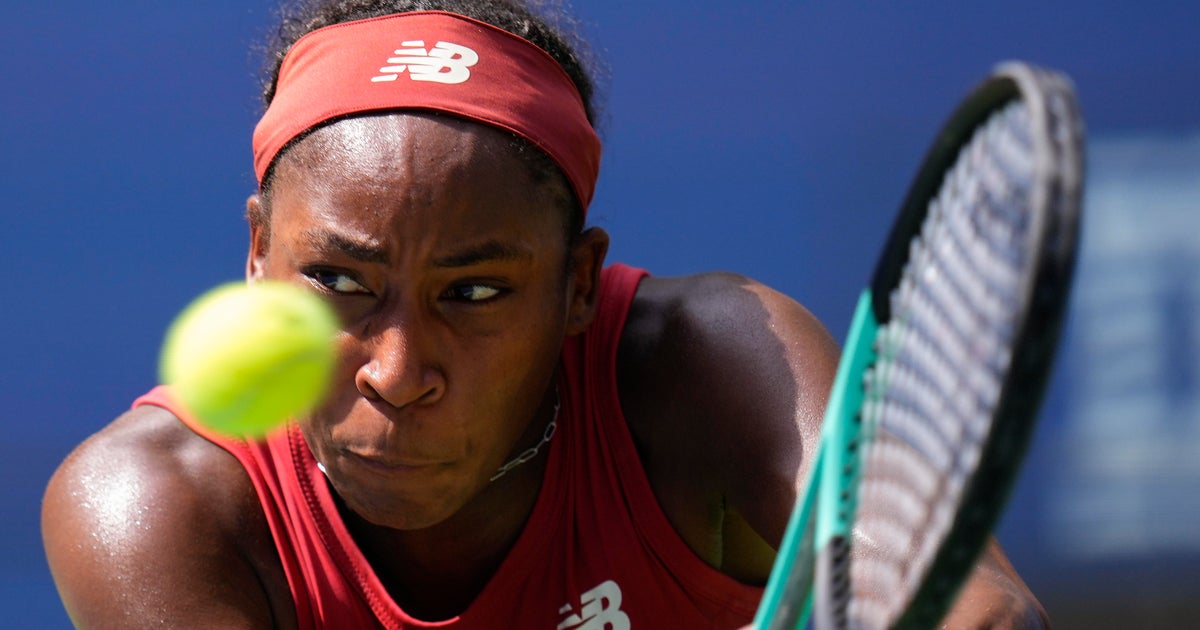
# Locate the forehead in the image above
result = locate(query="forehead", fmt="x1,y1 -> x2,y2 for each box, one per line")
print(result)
273,113 -> 525,191
265,113 -> 566,247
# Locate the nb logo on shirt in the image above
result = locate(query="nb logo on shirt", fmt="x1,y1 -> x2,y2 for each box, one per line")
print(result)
557,580 -> 630,630
370,40 -> 479,84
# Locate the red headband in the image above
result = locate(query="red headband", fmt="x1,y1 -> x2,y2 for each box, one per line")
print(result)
253,11 -> 601,210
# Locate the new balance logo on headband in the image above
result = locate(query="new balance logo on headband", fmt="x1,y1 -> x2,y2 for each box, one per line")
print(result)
371,40 -> 479,84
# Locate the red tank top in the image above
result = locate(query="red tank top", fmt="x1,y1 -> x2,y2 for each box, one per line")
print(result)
135,264 -> 762,628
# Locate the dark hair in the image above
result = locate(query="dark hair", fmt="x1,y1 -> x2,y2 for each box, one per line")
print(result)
251,0 -> 601,245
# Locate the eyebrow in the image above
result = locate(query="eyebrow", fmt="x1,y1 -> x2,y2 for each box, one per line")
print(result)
432,239 -> 534,268
302,229 -> 388,264
302,229 -> 533,269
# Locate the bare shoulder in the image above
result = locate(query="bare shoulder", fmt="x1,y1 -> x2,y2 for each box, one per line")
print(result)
617,272 -> 841,579
619,272 -> 839,476
42,404 -> 292,628
620,272 -> 839,413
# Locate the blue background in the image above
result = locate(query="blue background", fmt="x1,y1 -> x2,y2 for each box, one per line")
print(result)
4,1 -> 1198,627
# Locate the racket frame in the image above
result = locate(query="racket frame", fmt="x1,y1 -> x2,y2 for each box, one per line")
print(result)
754,61 -> 1082,630
885,61 -> 1082,630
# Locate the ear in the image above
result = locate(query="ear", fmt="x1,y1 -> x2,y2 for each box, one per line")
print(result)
246,194 -> 268,282
565,227 -> 610,336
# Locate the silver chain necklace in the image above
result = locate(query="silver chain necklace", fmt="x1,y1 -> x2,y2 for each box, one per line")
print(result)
490,391 -> 560,482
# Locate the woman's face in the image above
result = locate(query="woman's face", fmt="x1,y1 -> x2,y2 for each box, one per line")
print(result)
247,113 -> 589,530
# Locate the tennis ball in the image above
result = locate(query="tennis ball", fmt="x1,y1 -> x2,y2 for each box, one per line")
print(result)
159,281 -> 339,438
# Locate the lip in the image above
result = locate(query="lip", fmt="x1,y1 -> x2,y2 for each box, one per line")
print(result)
343,450 -> 445,475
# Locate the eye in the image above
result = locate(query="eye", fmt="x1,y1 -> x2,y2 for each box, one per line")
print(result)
305,269 -> 370,295
442,283 -> 505,303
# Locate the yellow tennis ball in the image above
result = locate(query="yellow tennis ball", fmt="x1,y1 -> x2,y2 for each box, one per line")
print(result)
159,281 -> 339,438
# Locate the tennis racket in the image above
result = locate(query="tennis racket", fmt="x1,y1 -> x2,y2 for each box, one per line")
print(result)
754,61 -> 1084,630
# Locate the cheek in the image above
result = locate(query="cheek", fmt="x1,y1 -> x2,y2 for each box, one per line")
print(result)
298,332 -> 372,435
477,283 -> 572,370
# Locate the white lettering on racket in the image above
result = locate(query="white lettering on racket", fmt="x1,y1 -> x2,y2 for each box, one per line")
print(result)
370,40 -> 479,84
556,580 -> 630,630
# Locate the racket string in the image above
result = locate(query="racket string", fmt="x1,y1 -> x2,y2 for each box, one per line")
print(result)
849,100 -> 1035,628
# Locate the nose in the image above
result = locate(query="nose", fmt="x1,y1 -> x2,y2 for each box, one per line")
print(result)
354,317 -> 445,410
